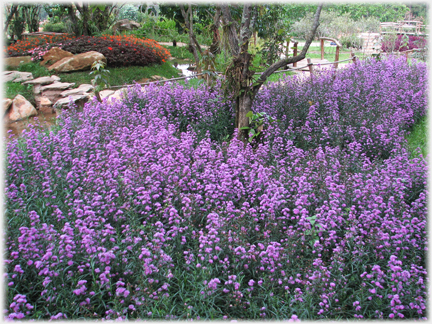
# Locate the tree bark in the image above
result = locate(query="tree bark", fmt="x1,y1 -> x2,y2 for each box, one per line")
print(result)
209,6 -> 221,55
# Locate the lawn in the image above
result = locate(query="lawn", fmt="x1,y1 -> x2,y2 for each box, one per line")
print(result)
4,55 -> 427,320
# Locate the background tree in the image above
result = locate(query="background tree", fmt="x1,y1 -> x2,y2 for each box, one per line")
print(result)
220,3 -> 323,141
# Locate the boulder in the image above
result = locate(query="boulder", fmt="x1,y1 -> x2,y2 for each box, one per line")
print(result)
61,84 -> 94,97
4,56 -> 32,68
47,51 -> 107,73
40,47 -> 74,66
4,71 -> 34,83
8,95 -> 38,121
4,98 -> 13,114
112,19 -> 140,34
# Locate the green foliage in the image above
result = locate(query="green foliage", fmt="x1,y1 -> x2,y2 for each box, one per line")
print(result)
324,3 -> 410,22
42,21 -> 67,33
292,10 -> 380,40
90,60 -> 111,99
240,111 -> 277,143
406,115 -> 427,158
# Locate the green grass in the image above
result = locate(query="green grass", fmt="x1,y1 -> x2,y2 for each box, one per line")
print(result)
4,82 -> 35,105
5,62 -> 53,78
406,115 -> 428,158
164,46 -> 195,60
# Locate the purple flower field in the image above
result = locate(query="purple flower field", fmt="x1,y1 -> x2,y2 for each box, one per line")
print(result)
4,56 -> 427,320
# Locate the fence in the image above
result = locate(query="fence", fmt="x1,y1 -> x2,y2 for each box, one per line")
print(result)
110,53 -> 359,89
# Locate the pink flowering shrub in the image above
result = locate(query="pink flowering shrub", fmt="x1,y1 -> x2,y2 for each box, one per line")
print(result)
4,56 -> 427,320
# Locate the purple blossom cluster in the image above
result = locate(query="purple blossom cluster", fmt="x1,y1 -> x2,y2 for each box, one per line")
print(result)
4,56 -> 427,320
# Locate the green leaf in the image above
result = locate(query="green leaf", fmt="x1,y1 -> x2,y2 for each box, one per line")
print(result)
246,111 -> 254,118
240,127 -> 250,130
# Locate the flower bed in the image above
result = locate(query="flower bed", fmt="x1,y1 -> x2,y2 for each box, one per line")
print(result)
6,35 -> 170,67
5,34 -> 74,57
4,56 -> 427,320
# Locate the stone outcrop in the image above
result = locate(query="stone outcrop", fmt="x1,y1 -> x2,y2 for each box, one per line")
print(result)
4,56 -> 32,68
4,71 -> 34,83
40,47 -> 74,66
112,19 -> 140,34
48,51 -> 107,73
7,95 -> 38,121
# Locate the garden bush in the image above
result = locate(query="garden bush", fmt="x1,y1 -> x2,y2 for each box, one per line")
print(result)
4,56 -> 427,320
381,34 -> 427,53
28,35 -> 170,68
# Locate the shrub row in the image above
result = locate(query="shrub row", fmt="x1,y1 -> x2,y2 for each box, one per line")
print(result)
5,56 -> 427,320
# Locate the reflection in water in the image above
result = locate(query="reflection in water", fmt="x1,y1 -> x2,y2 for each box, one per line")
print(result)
4,110 -> 58,142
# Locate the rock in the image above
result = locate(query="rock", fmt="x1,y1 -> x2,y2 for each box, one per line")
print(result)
40,47 -> 74,66
4,71 -> 34,83
61,84 -> 94,97
33,84 -> 42,94
168,57 -> 176,61
4,98 -> 13,114
38,97 -> 53,114
98,90 -> 115,100
4,56 -> 32,68
40,82 -> 75,91
151,75 -> 163,81
107,88 -> 127,103
112,19 -> 140,34
39,97 -> 52,106
8,95 -> 38,121
47,51 -> 107,73
38,89 -> 66,106
53,94 -> 90,110
22,75 -> 59,85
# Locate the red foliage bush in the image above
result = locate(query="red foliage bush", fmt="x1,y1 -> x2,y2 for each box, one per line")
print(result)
56,36 -> 162,67
381,35 -> 427,53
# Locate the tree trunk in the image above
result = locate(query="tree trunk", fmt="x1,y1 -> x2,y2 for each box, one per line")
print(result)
221,3 -> 323,142
237,91 -> 254,131
3,5 -> 19,35
179,4 -> 202,72
66,5 -> 81,36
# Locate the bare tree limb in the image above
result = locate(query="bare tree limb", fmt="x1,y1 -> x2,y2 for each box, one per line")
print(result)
254,3 -> 323,92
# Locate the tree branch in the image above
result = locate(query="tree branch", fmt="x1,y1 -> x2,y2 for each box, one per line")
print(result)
254,3 -> 323,92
